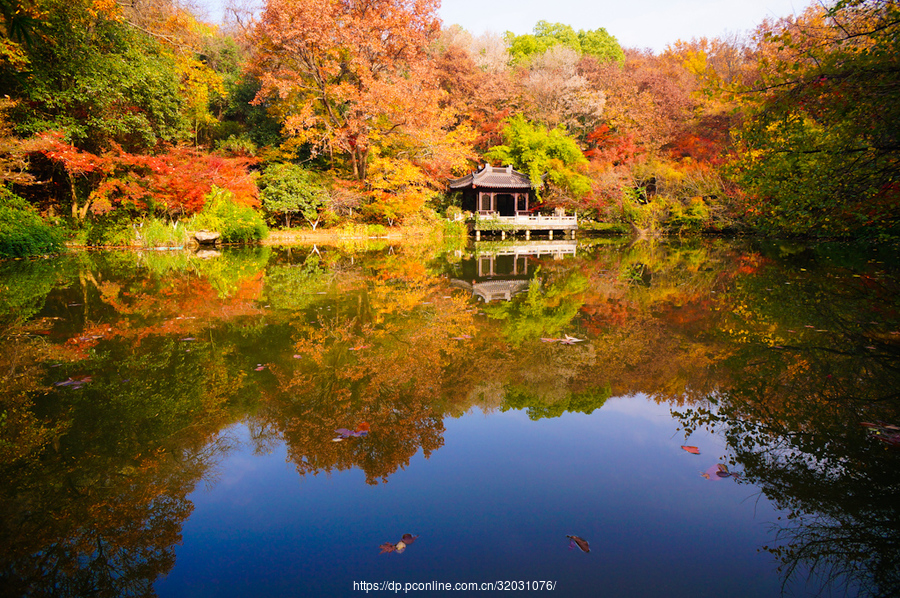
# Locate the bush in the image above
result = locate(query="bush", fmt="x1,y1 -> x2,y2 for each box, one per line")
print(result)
0,187 -> 64,257
258,163 -> 328,229
83,211 -> 136,246
192,186 -> 268,243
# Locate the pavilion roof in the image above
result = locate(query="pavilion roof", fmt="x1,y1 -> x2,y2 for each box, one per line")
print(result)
448,164 -> 533,190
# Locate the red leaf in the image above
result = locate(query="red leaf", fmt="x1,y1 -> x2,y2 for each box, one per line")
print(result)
681,446 -> 700,454
566,535 -> 590,553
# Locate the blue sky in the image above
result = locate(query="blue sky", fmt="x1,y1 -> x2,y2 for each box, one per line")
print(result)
438,0 -> 807,51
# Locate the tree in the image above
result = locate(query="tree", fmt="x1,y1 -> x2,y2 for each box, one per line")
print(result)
250,0 -> 443,180
258,162 -> 328,229
1,0 -> 188,153
520,45 -> 605,135
505,21 -> 624,65
734,1 -> 900,236
485,114 -> 591,201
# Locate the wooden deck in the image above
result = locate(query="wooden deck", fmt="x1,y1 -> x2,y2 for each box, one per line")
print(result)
470,213 -> 578,240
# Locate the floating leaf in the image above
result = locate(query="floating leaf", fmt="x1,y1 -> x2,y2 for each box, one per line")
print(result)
180,337 -> 196,341
450,335 -> 472,340
394,540 -> 407,553
401,534 -> 418,545
681,446 -> 700,455
560,335 -> 584,345
356,422 -> 370,432
702,463 -> 740,480
379,543 -> 396,554
861,421 -> 900,446
566,535 -> 590,553
255,364 -> 266,371
335,428 -> 353,438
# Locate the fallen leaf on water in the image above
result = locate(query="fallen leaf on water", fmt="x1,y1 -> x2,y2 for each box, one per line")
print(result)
356,422 -> 370,432
702,463 -> 740,480
255,364 -> 266,371
540,338 -> 557,343
293,354 -> 301,359
450,335 -> 472,340
567,535 -> 590,553
180,337 -> 196,341
380,534 -> 418,554
681,446 -> 700,455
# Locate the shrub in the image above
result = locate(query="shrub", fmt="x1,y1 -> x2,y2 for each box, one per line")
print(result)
192,186 -> 267,243
0,187 -> 64,257
258,163 -> 328,229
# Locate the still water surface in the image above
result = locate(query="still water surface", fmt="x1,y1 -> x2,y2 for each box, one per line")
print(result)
1,238 -> 898,597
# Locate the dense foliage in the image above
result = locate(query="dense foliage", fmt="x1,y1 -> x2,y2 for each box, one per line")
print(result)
734,0 -> 900,237
0,0 -> 898,255
0,186 -> 62,256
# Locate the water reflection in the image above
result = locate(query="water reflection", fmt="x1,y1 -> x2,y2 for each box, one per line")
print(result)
0,239 -> 898,596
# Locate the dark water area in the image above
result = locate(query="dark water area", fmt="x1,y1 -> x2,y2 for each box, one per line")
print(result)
1,237 -> 899,597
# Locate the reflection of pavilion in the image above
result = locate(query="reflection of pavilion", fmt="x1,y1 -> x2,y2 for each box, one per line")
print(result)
450,241 -> 577,302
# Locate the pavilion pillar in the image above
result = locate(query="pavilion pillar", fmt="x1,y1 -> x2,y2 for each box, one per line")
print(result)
549,230 -> 554,240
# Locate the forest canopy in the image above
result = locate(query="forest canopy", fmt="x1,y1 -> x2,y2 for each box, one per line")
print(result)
0,0 -> 898,253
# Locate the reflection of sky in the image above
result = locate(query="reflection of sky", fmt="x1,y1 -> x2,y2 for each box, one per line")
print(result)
156,396 -> 784,597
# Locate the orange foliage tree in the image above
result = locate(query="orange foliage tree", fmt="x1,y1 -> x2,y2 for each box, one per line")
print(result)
250,0 -> 444,180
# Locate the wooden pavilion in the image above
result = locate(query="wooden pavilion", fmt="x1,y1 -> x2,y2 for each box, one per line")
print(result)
448,164 -> 578,240
448,164 -> 533,216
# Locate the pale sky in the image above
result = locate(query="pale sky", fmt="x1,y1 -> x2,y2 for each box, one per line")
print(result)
438,0 -> 807,51
201,0 -> 809,53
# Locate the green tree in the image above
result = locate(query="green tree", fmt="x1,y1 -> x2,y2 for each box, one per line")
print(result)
485,114 -> 591,200
258,163 -> 328,229
1,0 -> 187,152
505,21 -> 624,64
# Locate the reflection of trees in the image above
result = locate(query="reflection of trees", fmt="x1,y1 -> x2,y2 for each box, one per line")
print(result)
0,251 -> 262,597
8,238 -> 898,595
262,261 -> 479,483
674,242 -> 900,598
0,338 -> 239,597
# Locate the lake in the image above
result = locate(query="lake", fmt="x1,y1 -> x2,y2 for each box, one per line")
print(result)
1,237 -> 898,597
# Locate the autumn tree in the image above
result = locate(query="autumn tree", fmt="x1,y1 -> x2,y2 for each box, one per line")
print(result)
520,45 -> 605,136
250,0 -> 443,180
734,0 -> 900,236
